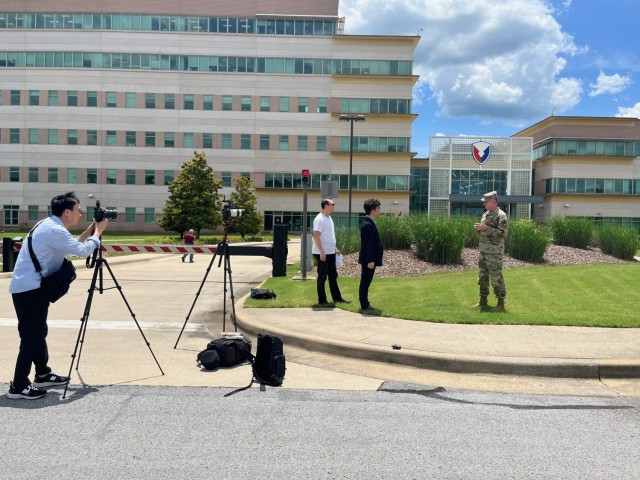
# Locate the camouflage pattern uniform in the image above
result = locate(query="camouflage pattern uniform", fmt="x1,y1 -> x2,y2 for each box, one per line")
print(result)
478,196 -> 508,299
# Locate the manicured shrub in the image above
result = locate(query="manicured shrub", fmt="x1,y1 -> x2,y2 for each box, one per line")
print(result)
549,216 -> 593,248
376,214 -> 412,250
407,214 -> 465,264
505,220 -> 550,262
596,225 -> 639,260
456,215 -> 479,248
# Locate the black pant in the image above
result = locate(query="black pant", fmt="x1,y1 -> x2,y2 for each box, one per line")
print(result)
12,288 -> 52,390
359,264 -> 376,309
314,253 -> 342,303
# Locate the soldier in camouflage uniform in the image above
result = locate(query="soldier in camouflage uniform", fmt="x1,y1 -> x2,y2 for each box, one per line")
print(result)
473,191 -> 508,312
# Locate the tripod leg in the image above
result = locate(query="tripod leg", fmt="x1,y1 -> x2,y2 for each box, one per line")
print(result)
101,259 -> 164,375
174,250 -> 219,349
224,250 -> 239,332
63,262 -> 100,399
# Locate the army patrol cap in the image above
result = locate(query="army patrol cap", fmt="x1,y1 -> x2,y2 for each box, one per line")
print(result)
481,191 -> 498,202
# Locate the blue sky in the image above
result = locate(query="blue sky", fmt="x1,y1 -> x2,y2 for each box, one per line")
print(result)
339,0 -> 640,157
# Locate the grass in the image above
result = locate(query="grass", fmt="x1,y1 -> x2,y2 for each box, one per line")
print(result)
245,263 -> 640,328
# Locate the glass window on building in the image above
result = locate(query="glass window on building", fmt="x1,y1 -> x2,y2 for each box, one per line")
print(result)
297,135 -> 308,151
241,96 -> 251,111
29,128 -> 39,144
317,97 -> 327,113
145,93 -> 156,108
9,128 -> 20,144
67,129 -> 78,145
126,92 -> 136,108
222,95 -> 233,111
144,207 -> 155,223
183,132 -> 194,148
145,132 -> 155,147
164,93 -> 175,109
203,133 -> 213,148
316,136 -> 326,152
10,90 -> 20,105
106,91 -> 117,107
125,207 -> 136,223
221,172 -> 232,187
48,90 -> 59,106
28,205 -> 39,221
87,130 -> 98,146
4,205 -> 19,226
260,134 -> 270,150
164,132 -> 174,147
260,96 -> 270,112
67,90 -> 78,106
126,169 -> 136,184
67,168 -> 78,183
221,133 -> 232,149
279,96 -> 289,112
87,91 -> 98,107
125,131 -> 136,146
203,95 -> 213,110
48,168 -> 58,183
9,166 -> 19,181
28,167 -> 39,182
29,90 -> 40,106
279,135 -> 289,150
87,168 -> 98,184
183,94 -> 194,110
164,170 -> 174,185
240,134 -> 251,150
106,130 -> 117,146
106,169 -> 117,184
298,97 -> 308,112
145,170 -> 155,185
48,129 -> 58,145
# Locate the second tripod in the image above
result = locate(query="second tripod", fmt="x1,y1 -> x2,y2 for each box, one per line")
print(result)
174,233 -> 237,349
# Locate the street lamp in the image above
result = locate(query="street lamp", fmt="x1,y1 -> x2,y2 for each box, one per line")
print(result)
339,114 -> 366,229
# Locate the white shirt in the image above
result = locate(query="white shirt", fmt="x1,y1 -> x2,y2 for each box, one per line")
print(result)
311,212 -> 336,255
9,216 -> 101,294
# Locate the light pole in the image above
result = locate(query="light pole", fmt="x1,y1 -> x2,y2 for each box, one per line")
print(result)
339,114 -> 365,229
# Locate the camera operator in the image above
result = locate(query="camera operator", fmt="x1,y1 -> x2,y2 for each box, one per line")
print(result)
7,191 -> 108,400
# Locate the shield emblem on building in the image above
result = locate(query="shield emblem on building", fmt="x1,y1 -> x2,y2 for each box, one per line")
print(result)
472,142 -> 490,165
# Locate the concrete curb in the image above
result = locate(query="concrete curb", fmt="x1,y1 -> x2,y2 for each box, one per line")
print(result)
235,298 -> 640,380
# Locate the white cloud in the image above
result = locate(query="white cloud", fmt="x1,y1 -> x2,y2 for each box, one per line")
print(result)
588,71 -> 632,97
615,102 -> 640,118
339,0 -> 584,124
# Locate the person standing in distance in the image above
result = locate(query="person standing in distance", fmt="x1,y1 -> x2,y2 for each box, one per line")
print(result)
312,198 -> 350,306
182,229 -> 195,263
474,191 -> 508,312
358,199 -> 383,312
8,192 -> 108,400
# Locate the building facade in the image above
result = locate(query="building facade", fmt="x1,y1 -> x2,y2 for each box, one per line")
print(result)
0,0 -> 418,231
514,116 -> 640,230
427,136 -> 537,219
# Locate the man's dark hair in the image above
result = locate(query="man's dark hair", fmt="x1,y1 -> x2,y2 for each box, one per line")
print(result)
363,198 -> 381,215
321,198 -> 334,209
51,191 -> 80,217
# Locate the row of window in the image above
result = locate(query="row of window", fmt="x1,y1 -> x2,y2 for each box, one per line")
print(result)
3,205 -> 157,226
0,51 -> 413,76
2,89 -> 336,113
0,13 -> 337,36
265,173 -> 410,191
340,137 -> 411,153
0,167 -> 250,187
451,170 -> 508,196
341,98 -> 411,115
545,178 -> 640,195
534,140 -> 640,160
0,128 -> 328,151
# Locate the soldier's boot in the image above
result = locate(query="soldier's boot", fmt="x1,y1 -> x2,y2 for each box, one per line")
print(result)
473,295 -> 488,308
492,298 -> 506,312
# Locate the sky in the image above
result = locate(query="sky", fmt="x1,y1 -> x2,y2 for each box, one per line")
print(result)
339,0 -> 640,157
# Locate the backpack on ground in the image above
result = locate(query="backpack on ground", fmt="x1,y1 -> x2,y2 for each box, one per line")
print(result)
224,334 -> 286,396
250,288 -> 277,300
196,337 -> 252,370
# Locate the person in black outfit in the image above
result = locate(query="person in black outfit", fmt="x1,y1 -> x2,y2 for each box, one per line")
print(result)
358,199 -> 383,311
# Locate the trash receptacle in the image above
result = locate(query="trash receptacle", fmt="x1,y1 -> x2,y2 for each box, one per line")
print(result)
2,237 -> 22,272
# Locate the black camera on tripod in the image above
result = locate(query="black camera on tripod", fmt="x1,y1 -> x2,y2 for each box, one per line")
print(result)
94,200 -> 118,222
222,200 -> 244,222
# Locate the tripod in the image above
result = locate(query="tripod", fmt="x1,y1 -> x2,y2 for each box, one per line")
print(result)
174,228 -> 237,348
63,246 -> 164,399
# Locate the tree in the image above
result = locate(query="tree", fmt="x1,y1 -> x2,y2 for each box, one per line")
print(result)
228,176 -> 263,238
159,152 -> 223,237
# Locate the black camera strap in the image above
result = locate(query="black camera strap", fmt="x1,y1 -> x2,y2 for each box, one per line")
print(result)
26,221 -> 47,278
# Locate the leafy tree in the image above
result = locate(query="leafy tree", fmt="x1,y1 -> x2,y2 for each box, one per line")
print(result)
159,152 -> 223,237
228,176 -> 263,238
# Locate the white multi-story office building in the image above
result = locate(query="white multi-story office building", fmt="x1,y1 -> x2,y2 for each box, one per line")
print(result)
0,0 -> 418,231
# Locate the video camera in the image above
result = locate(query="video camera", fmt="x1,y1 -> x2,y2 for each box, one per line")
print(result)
222,200 -> 244,222
94,200 -> 118,222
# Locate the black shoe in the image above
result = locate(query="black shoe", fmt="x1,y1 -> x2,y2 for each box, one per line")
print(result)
318,300 -> 331,306
33,372 -> 70,388
361,305 -> 378,312
7,382 -> 47,400
335,298 -> 351,304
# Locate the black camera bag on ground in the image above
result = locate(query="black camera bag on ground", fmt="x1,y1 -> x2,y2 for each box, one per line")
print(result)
204,338 -> 252,368
197,349 -> 220,370
250,288 -> 276,300
224,334 -> 286,397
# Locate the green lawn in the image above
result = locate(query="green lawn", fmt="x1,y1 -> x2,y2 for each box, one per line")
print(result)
245,263 -> 640,328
